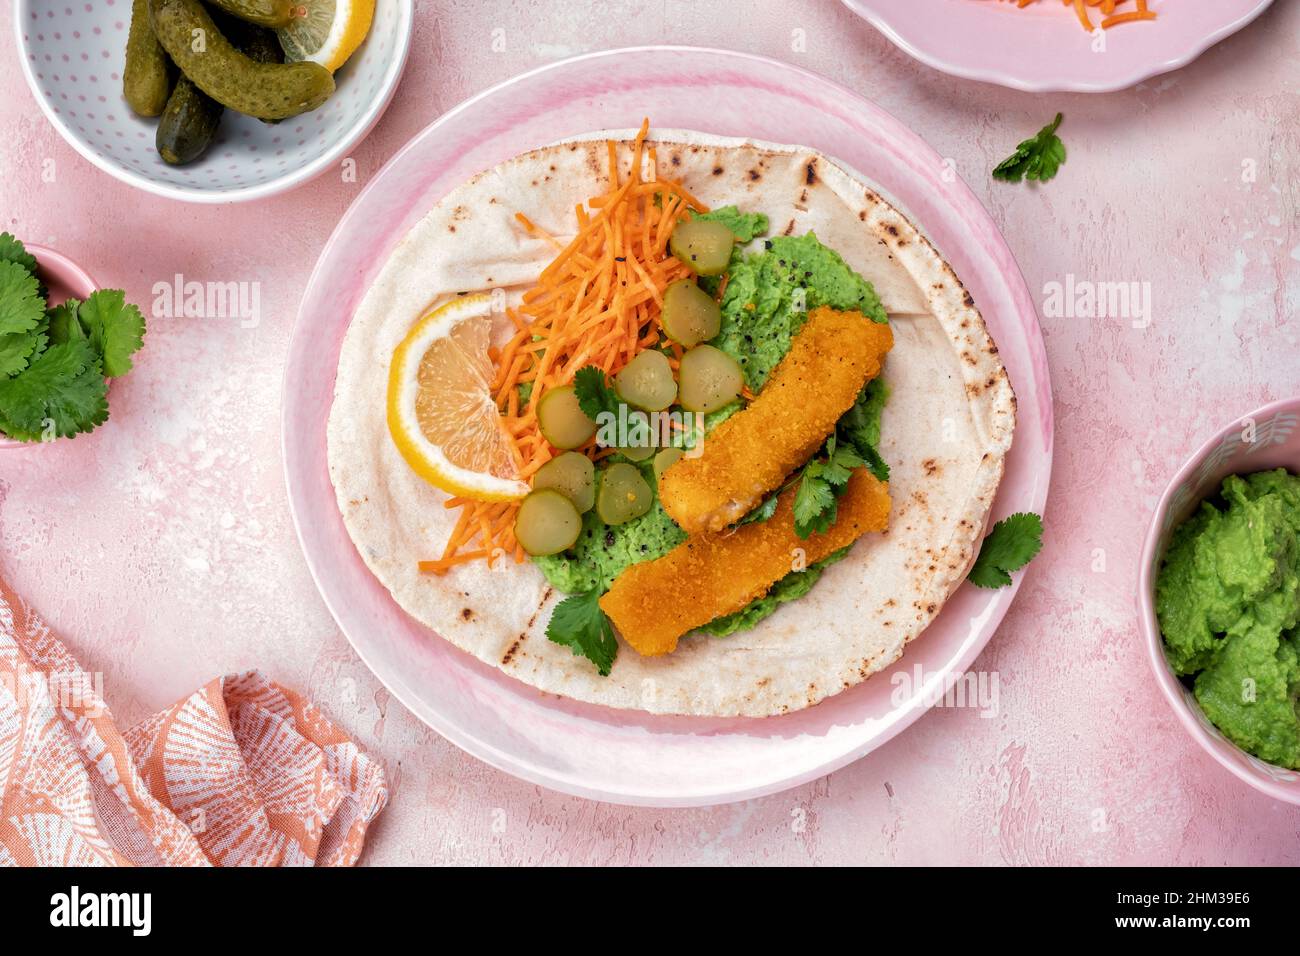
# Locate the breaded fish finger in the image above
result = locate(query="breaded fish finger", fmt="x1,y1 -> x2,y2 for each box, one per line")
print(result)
601,469 -> 891,656
660,307 -> 893,534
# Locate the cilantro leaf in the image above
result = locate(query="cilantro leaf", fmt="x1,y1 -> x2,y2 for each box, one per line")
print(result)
695,206 -> 770,242
968,512 -> 1045,589
0,329 -> 49,378
0,260 -> 44,336
858,443 -> 890,483
821,443 -> 864,487
572,365 -> 620,422
791,429 -> 883,538
0,233 -> 38,275
992,113 -> 1066,184
45,298 -> 85,345
0,339 -> 108,440
839,378 -> 888,450
545,588 -> 618,676
836,377 -> 890,482
793,463 -> 838,538
78,289 -> 145,378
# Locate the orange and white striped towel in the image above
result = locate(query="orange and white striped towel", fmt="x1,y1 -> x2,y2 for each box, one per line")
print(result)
0,575 -> 388,866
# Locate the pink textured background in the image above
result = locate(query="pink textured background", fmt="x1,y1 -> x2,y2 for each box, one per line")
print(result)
2,1 -> 1298,864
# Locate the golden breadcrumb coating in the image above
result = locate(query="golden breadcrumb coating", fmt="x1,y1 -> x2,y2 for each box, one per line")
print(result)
660,307 -> 893,534
601,469 -> 891,656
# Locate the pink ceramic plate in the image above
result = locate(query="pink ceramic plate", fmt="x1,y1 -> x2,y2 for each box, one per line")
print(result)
841,0 -> 1274,93
282,47 -> 1053,806
1138,398 -> 1300,804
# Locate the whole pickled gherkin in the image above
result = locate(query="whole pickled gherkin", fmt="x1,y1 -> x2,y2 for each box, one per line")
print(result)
156,75 -> 223,165
217,14 -> 286,124
205,0 -> 296,29
149,0 -> 333,121
124,0 -> 173,117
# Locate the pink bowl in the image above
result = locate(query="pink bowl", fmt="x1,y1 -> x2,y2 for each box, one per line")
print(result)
1138,396 -> 1300,803
0,244 -> 97,449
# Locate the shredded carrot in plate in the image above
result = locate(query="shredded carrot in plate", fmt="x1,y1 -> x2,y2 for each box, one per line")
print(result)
421,118 -> 708,574
1000,0 -> 1156,31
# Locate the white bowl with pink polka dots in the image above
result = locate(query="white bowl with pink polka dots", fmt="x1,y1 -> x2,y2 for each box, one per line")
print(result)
13,0 -> 413,203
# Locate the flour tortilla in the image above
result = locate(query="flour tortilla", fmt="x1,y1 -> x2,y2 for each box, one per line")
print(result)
327,130 -> 1015,717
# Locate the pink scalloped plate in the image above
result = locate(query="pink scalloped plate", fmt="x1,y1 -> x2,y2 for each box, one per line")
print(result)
841,0 -> 1274,93
282,47 -> 1054,807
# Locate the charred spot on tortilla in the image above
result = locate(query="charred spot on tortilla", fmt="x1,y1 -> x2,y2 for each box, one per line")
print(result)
805,160 -> 817,185
501,636 -> 524,666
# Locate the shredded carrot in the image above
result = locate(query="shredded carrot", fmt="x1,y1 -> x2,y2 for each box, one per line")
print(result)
423,118 -> 709,573
1001,0 -> 1157,31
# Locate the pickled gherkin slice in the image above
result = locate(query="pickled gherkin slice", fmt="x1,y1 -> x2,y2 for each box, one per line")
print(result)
661,280 -> 721,347
678,345 -> 743,413
617,409 -> 655,461
537,385 -> 597,450
669,219 -> 735,276
653,447 -> 684,483
615,349 -> 676,411
532,452 -> 596,513
515,489 -> 582,556
596,463 -> 653,526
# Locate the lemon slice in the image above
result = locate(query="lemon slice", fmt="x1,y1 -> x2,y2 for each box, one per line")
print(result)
387,295 -> 528,502
277,0 -> 375,73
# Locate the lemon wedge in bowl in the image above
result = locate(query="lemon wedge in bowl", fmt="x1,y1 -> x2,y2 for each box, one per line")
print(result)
387,295 -> 529,502
278,0 -> 375,73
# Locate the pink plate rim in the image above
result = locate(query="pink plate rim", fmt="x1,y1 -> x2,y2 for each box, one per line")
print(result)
840,0 -> 1275,94
281,45 -> 1054,806
1137,396 -> 1300,804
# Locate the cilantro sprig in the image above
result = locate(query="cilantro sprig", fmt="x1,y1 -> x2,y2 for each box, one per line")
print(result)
745,377 -> 891,537
968,512 -> 1044,588
792,436 -> 865,538
836,377 -> 890,483
572,365 -> 620,421
992,113 -> 1066,184
546,587 -> 619,676
78,289 -> 146,378
0,234 -> 146,442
